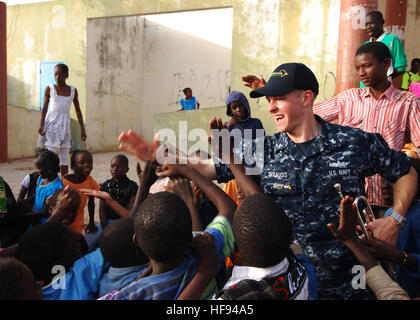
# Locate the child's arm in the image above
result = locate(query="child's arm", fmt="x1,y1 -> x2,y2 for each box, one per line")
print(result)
177,233 -> 219,300
209,116 -> 263,198
130,161 -> 158,215
327,196 -> 379,272
85,195 -> 97,233
17,185 -> 28,203
118,130 -> 218,180
166,176 -> 202,231
99,199 -> 108,229
79,189 -> 130,218
38,86 -> 50,135
73,88 -> 87,141
157,163 -> 236,224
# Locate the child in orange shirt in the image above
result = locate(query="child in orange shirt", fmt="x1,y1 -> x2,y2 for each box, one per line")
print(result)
62,150 -> 100,234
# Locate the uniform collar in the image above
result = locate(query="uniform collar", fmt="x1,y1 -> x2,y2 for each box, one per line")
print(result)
273,115 -> 343,157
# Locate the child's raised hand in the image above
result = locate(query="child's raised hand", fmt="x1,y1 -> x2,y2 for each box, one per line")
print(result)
165,177 -> 194,203
193,232 -> 219,276
48,186 -> 79,225
208,116 -> 233,162
156,162 -> 187,179
118,130 -> 160,162
241,75 -> 266,90
327,195 -> 359,245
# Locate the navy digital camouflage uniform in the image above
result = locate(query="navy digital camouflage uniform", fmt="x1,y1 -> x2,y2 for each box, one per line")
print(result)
214,115 -> 412,300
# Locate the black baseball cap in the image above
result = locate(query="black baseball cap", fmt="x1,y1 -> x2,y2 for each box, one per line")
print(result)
250,63 -> 319,98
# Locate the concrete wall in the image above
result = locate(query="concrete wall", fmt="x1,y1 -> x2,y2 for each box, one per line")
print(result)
86,15 -> 145,152
7,105 -> 40,159
142,9 -> 232,140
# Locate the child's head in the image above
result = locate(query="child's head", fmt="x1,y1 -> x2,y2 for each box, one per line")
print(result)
0,257 -> 42,300
133,191 -> 192,263
16,222 -> 81,284
70,149 -> 93,178
46,188 -> 81,225
183,87 -> 192,99
110,154 -> 129,181
99,217 -> 149,268
411,58 -> 420,74
233,194 -> 292,268
54,63 -> 69,85
35,149 -> 60,179
226,91 -> 250,121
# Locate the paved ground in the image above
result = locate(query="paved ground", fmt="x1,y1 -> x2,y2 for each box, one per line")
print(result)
0,151 -> 144,225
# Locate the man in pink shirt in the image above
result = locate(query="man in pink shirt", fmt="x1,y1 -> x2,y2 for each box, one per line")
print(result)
313,41 -> 420,216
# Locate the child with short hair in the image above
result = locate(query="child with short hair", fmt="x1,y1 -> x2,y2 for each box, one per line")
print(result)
38,63 -> 87,176
16,222 -> 108,300
178,87 -> 200,111
99,154 -> 138,229
99,163 -> 236,300
98,217 -> 149,296
62,150 -> 100,234
218,194 -> 309,299
0,257 -> 42,300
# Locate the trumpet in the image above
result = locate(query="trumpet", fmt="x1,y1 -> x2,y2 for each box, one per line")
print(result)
333,183 -> 374,240
333,183 -> 397,280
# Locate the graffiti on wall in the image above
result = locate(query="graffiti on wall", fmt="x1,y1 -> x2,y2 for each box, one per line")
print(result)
172,68 -> 231,107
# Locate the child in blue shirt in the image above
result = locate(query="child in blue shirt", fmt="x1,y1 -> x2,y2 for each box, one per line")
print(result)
16,222 -> 108,300
25,149 -> 63,225
178,87 -> 200,111
99,163 -> 236,300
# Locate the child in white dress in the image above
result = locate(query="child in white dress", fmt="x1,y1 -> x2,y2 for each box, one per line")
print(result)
38,64 -> 86,176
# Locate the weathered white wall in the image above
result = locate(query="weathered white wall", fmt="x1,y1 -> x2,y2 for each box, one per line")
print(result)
86,15 -> 145,152
86,8 -> 232,146
141,8 -> 232,140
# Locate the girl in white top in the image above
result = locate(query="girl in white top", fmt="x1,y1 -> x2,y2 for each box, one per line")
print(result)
38,64 -> 86,176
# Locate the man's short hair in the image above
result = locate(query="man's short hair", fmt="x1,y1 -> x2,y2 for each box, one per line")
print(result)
355,41 -> 391,63
132,192 -> 192,262
233,194 -> 292,268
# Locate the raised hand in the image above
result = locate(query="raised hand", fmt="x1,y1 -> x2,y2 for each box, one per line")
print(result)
208,116 -> 233,163
327,195 -> 358,245
156,162 -> 188,179
241,75 -> 266,90
165,176 -> 194,204
118,130 -> 160,162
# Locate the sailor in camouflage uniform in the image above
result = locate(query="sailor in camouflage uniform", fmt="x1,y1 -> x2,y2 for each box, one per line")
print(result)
213,63 -> 417,299
116,63 -> 417,299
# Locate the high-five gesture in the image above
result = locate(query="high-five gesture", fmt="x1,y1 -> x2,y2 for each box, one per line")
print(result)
118,130 -> 160,162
